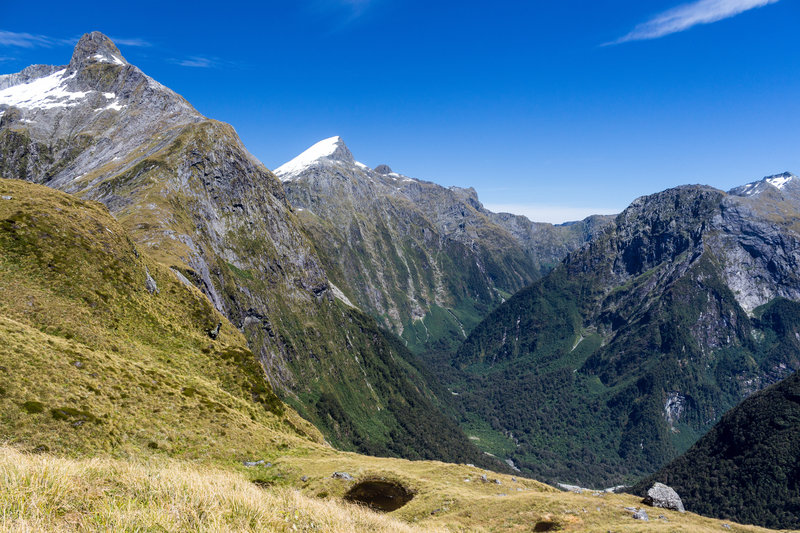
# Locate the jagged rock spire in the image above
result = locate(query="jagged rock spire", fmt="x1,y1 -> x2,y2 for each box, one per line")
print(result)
69,32 -> 127,72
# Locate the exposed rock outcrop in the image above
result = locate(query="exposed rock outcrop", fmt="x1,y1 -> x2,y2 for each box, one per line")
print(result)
642,482 -> 684,512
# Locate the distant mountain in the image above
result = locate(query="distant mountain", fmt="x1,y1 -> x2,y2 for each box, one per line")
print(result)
0,33 -> 495,467
635,368 -> 800,530
448,174 -> 800,486
277,136 -> 611,353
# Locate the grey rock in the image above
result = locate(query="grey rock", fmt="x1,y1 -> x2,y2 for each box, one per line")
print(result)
642,482 -> 685,513
300,476 -> 308,482
206,322 -> 221,340
332,471 -> 354,481
1,196 -> 11,200
373,164 -> 392,174
145,267 -> 159,294
170,268 -> 196,290
243,459 -> 266,467
632,509 -> 649,521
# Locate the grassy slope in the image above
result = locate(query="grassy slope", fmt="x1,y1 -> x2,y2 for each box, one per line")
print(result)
0,178 -> 320,460
0,179 -> 782,532
0,445 -> 780,533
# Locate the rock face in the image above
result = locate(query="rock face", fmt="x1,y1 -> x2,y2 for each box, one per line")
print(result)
0,33 -> 495,468
642,482 -> 684,512
277,136 -> 611,353
450,177 -> 800,485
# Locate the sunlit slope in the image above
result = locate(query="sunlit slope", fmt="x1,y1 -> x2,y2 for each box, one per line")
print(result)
0,177 -> 321,459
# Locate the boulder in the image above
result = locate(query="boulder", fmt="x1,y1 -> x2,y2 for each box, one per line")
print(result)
642,482 -> 685,513
332,471 -> 354,481
632,509 -> 649,521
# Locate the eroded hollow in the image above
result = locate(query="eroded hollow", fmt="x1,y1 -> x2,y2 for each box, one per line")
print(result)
343,479 -> 415,512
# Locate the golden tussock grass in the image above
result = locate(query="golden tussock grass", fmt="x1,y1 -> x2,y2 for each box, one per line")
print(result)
0,446 -> 442,533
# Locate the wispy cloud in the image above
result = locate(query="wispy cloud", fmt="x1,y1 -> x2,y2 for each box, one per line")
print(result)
175,56 -> 216,68
307,0 -> 375,29
0,30 -> 151,50
609,0 -> 780,45
0,30 -> 60,48
109,37 -> 152,47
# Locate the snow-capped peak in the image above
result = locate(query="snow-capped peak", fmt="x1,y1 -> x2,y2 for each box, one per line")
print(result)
765,172 -> 795,190
274,136 -> 355,180
729,172 -> 797,197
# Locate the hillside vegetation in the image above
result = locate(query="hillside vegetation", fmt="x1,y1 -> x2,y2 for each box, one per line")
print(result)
449,185 -> 800,486
636,368 -> 800,529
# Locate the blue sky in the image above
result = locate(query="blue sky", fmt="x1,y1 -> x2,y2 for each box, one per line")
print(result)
2,0 -> 799,222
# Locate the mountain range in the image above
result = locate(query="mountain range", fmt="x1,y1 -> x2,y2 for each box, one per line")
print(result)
449,173 -> 800,486
1,31 -> 799,531
276,135 -> 610,354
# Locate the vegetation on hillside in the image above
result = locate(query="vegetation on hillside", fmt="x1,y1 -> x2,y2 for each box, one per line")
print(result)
635,366 -> 800,530
447,186 -> 800,486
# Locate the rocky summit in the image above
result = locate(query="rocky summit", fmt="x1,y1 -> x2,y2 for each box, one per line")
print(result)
277,135 -> 611,354
449,177 -> 800,486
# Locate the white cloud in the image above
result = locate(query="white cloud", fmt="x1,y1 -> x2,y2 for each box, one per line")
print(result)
109,37 -> 152,48
610,0 -> 779,44
177,56 -> 215,68
0,30 -> 151,50
484,203 -> 621,225
0,30 -> 57,48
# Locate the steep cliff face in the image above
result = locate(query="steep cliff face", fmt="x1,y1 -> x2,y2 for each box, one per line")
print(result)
277,136 -> 611,353
450,175 -> 800,486
0,33 -> 493,467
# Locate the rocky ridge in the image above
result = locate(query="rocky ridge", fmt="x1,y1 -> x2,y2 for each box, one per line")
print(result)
277,136 -> 611,353
450,175 -> 800,485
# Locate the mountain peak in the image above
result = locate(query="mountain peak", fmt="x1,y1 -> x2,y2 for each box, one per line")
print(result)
274,136 -> 355,179
374,164 -> 392,175
729,171 -> 797,197
69,32 -> 127,70
764,171 -> 796,189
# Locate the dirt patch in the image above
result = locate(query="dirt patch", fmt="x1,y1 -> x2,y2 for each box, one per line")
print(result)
343,479 -> 415,512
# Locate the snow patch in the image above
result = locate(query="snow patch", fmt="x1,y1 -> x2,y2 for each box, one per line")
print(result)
91,53 -> 124,66
96,100 -> 123,112
274,136 -> 347,179
0,69 -> 88,111
766,175 -> 793,189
